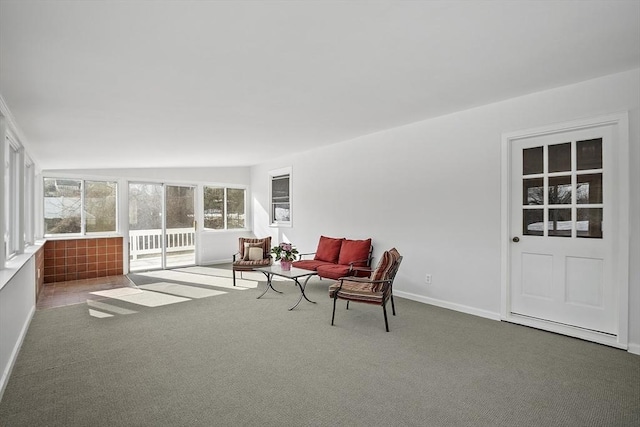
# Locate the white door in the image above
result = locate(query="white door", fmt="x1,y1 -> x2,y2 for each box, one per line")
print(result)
510,124 -> 616,334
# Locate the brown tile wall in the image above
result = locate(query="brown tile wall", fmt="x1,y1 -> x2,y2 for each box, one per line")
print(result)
43,237 -> 124,283
35,245 -> 45,299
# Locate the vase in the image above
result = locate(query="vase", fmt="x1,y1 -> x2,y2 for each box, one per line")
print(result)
280,260 -> 292,271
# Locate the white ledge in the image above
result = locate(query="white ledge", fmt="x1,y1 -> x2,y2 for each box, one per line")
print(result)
0,241 -> 45,291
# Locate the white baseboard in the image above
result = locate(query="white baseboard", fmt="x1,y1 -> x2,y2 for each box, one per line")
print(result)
394,290 -> 501,321
628,343 -> 640,355
0,305 -> 35,401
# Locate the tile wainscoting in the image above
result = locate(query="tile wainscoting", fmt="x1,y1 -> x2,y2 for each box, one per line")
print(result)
43,237 -> 123,283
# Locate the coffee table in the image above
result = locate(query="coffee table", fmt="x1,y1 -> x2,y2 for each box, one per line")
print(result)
254,265 -> 318,310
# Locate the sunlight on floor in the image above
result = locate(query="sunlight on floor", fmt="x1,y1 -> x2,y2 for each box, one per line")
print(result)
138,282 -> 226,299
90,288 -> 190,307
140,269 -> 260,289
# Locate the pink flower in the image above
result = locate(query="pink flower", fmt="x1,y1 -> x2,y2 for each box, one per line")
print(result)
281,243 -> 292,252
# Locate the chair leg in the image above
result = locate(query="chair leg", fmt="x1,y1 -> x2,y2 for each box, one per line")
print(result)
391,295 -> 396,316
382,303 -> 390,332
331,297 -> 338,326
232,269 -> 236,287
346,301 -> 350,310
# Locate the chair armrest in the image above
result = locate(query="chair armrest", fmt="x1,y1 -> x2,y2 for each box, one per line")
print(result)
333,276 -> 392,294
347,260 -> 374,276
338,276 -> 391,285
347,259 -> 370,267
232,252 -> 241,262
297,252 -> 316,260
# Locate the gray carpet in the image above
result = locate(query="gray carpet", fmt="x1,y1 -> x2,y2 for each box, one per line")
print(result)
1,267 -> 638,426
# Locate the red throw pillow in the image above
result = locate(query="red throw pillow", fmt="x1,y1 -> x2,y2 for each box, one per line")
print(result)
314,236 -> 344,263
338,238 -> 371,267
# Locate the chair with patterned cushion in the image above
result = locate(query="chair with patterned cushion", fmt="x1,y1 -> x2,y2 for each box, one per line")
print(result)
232,237 -> 272,286
329,248 -> 402,332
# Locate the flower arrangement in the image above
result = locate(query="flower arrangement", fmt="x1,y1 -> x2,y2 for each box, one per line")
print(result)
271,242 -> 299,262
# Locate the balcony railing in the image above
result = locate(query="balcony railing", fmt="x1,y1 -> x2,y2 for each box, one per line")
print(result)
129,228 -> 195,260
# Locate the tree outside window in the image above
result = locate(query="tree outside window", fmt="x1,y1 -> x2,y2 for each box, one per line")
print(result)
44,178 -> 117,235
204,186 -> 245,230
85,181 -> 117,232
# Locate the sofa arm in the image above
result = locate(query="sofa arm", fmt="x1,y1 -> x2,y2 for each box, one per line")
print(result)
297,252 -> 316,260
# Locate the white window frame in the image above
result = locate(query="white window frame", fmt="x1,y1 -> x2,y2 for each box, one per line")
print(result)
5,135 -> 23,259
0,105 -> 36,271
24,157 -> 35,246
0,116 -> 6,265
43,177 -> 119,237
202,185 -> 247,231
269,166 -> 292,227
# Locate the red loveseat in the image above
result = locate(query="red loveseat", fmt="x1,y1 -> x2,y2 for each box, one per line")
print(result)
292,236 -> 373,280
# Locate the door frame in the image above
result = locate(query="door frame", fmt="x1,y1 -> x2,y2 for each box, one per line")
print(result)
500,112 -> 630,349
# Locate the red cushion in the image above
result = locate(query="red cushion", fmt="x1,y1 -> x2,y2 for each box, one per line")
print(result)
317,264 -> 352,280
292,259 -> 334,271
314,236 -> 344,263
338,238 -> 371,267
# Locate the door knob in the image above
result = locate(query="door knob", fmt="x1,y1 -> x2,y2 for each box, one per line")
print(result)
512,237 -> 520,242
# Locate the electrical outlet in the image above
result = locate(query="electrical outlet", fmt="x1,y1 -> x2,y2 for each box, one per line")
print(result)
425,274 -> 432,285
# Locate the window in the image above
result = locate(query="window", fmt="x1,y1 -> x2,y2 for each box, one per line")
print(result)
203,186 -> 246,230
24,159 -> 35,245
43,178 -> 117,235
85,181 -> 117,233
270,167 -> 291,226
5,136 -> 21,258
1,114 -> 35,268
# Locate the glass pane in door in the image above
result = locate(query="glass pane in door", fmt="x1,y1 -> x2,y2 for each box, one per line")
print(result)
165,185 -> 195,268
577,139 -> 603,170
548,143 -> 571,172
548,208 -> 572,237
523,209 -> 544,236
577,174 -> 603,204
129,183 -> 163,271
548,176 -> 572,205
523,146 -> 543,175
577,208 -> 603,238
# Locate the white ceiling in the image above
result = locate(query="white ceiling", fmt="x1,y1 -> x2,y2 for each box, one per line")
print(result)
1,0 -> 638,170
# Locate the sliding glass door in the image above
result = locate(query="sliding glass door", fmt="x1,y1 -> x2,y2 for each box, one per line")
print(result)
128,183 -> 195,272
165,185 -> 195,268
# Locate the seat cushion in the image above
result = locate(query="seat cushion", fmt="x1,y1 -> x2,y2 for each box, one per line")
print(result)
329,280 -> 384,303
317,264 -> 352,280
337,238 -> 371,267
292,259 -> 334,271
314,236 -> 344,263
233,258 -> 272,271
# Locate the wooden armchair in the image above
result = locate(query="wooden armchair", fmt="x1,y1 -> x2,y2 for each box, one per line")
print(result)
329,248 -> 402,332
232,237 -> 272,286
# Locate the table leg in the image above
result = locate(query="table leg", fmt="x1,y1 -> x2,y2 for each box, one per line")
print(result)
257,272 -> 283,299
288,275 -> 317,310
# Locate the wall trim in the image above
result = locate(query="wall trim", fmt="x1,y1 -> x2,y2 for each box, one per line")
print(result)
0,305 -> 35,401
628,343 -> 640,356
394,290 -> 501,321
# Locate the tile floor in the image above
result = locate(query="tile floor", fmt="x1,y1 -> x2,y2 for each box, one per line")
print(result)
36,275 -> 137,310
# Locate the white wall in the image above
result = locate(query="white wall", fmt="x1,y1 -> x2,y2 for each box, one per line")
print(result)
251,69 -> 640,351
0,253 -> 36,399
